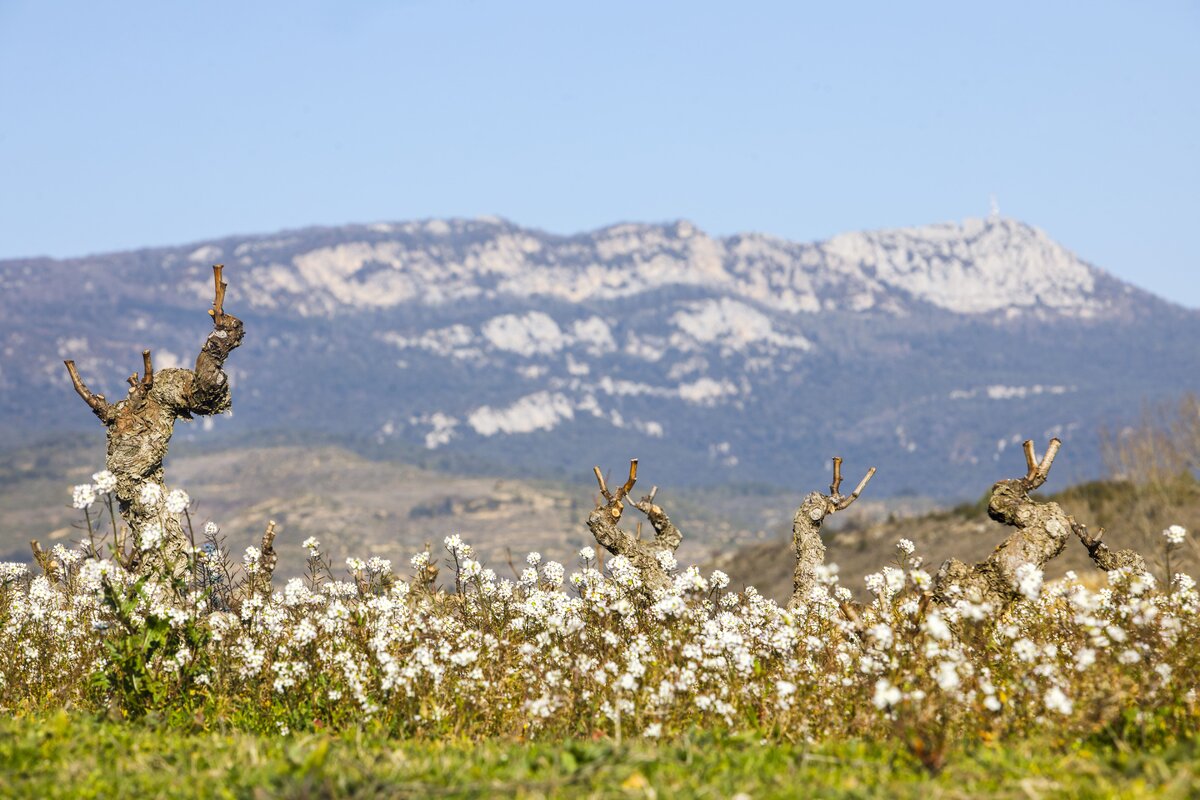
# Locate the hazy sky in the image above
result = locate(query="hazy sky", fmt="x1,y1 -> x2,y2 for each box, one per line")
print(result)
2,1 -> 1197,305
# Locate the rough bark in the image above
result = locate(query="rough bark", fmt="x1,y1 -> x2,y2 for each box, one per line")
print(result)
587,460 -> 684,592
933,439 -> 1072,606
63,265 -> 244,565
1069,519 -> 1148,574
788,457 -> 876,611
632,488 -> 683,553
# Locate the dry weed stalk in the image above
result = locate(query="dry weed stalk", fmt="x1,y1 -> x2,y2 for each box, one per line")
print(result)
28,539 -> 59,581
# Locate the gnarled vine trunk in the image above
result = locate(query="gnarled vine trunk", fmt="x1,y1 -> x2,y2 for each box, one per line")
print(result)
587,459 -> 684,592
934,439 -> 1074,607
63,265 -> 244,563
789,457 -> 875,610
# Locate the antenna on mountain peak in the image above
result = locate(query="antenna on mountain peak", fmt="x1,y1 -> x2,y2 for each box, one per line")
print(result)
989,195 -> 1001,220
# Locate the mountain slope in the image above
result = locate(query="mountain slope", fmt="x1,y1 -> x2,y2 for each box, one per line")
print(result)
1,215 -> 1195,499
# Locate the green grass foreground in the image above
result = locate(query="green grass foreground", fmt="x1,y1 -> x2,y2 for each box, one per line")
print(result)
0,715 -> 1197,799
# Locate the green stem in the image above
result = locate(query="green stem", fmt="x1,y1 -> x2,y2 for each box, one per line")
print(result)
84,505 -> 98,559
184,508 -> 198,606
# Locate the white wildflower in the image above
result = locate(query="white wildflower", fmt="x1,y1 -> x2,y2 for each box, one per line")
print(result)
1129,572 -> 1155,596
243,546 -> 261,573
814,563 -> 839,585
92,470 -> 117,494
935,662 -> 960,691
542,561 -> 565,588
1012,638 -> 1038,662
138,483 -> 162,508
908,569 -> 931,590
0,562 -> 29,583
444,534 -> 470,557
1014,563 -> 1043,601
1164,525 -> 1187,546
72,484 -> 97,510
868,624 -> 893,649
165,489 -> 190,515
883,567 -> 905,596
139,521 -> 164,551
923,611 -> 951,641
52,544 -> 82,567
1043,687 -> 1073,715
872,678 -> 902,710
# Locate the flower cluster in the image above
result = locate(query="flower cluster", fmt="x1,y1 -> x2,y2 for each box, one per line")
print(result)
2,521 -> 1198,743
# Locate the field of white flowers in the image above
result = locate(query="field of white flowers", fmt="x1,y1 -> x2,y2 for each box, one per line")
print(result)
3,470 -> 1197,774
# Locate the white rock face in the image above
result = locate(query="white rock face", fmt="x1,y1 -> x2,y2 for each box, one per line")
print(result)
821,218 -> 1100,315
291,243 -> 419,311
468,391 -> 575,436
570,317 -> 617,355
218,215 -> 1113,319
481,312 -> 565,357
188,244 -> 223,263
379,325 -> 480,359
677,377 -> 739,406
409,412 -> 459,449
670,298 -> 811,352
949,384 -> 1076,401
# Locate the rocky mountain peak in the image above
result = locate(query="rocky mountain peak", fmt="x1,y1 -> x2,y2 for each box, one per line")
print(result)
820,216 -> 1103,316
145,214 -> 1127,321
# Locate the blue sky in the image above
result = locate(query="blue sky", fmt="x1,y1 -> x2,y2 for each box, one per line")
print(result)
2,1 -> 1197,305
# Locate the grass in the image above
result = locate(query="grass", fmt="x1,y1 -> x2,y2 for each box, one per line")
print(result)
2,714 -> 1199,799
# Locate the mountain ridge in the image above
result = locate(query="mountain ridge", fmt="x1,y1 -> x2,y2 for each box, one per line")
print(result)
1,214 -> 1195,501
5,214 -> 1178,317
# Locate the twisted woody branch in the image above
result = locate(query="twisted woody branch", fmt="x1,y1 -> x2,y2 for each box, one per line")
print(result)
63,265 -> 244,560
587,459 -> 684,591
1069,518 -> 1147,574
